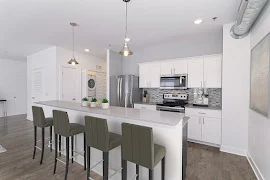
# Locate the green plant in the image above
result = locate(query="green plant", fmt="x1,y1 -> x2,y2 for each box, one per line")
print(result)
91,98 -> 97,102
102,98 -> 108,103
82,97 -> 89,101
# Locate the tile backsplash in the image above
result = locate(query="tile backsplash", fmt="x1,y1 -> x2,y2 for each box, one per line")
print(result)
143,88 -> 222,107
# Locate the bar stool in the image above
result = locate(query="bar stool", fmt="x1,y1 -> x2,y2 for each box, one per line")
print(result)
85,116 -> 122,180
52,110 -> 86,180
121,123 -> 166,180
32,106 -> 53,164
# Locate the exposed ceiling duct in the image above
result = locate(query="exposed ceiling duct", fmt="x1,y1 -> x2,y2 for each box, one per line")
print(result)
230,0 -> 269,39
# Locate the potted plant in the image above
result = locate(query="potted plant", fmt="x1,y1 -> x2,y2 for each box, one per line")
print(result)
101,98 -> 109,109
81,97 -> 89,107
90,98 -> 98,107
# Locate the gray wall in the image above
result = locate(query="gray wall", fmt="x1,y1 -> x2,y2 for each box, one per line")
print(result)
109,50 -> 123,76
123,30 -> 223,75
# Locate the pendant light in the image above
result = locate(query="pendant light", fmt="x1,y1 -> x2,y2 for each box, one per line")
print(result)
68,22 -> 79,65
119,0 -> 133,56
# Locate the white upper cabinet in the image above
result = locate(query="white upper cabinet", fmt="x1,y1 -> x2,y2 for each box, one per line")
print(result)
203,55 -> 222,88
149,62 -> 160,88
139,63 -> 150,88
160,61 -> 174,75
174,59 -> 188,74
188,58 -> 204,88
139,62 -> 160,88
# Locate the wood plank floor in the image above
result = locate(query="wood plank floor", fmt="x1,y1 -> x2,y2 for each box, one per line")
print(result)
0,115 -> 257,180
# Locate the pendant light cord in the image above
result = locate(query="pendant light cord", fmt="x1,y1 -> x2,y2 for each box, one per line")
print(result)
125,2 -> 128,39
72,26 -> 75,59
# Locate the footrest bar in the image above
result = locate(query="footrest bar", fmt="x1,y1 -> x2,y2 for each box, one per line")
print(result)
132,174 -> 138,180
109,168 -> 123,178
90,160 -> 104,170
35,146 -> 42,150
56,158 -> 66,165
36,137 -> 51,143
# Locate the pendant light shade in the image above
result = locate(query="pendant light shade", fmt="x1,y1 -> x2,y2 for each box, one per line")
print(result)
120,42 -> 133,56
68,22 -> 79,65
119,0 -> 133,56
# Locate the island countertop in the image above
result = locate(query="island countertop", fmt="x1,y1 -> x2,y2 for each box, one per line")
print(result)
36,100 -> 185,126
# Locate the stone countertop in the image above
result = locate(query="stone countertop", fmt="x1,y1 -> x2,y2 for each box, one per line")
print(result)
185,104 -> 222,110
36,100 -> 186,127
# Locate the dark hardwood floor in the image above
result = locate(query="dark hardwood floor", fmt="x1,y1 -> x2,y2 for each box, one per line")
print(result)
0,115 -> 256,180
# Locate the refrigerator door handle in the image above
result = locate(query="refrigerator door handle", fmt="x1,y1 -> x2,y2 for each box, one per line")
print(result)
125,92 -> 130,108
120,78 -> 123,103
117,78 -> 120,104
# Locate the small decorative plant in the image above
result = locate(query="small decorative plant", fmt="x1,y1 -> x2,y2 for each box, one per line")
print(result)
102,98 -> 109,109
81,97 -> 89,107
90,97 -> 98,107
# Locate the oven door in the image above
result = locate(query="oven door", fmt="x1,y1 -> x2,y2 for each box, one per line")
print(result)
160,74 -> 187,89
156,105 -> 185,113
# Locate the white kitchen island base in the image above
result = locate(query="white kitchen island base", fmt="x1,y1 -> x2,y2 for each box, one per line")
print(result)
36,101 -> 187,180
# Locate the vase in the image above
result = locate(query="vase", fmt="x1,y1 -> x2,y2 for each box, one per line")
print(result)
81,101 -> 88,107
90,102 -> 96,108
102,103 -> 109,109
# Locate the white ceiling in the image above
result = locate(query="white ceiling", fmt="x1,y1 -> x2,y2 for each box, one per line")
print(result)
0,0 -> 241,61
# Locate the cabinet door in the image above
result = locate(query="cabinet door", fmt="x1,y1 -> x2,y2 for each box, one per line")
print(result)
173,59 -> 188,74
203,55 -> 222,88
160,61 -> 174,75
187,58 -> 204,88
202,117 -> 221,145
187,116 -> 202,141
139,64 -> 150,88
149,62 -> 160,88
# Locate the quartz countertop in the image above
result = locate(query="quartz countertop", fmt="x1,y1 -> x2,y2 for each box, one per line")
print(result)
36,100 -> 185,126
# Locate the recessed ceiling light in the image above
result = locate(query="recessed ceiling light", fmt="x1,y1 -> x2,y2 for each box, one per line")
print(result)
194,19 -> 203,25
85,49 -> 90,52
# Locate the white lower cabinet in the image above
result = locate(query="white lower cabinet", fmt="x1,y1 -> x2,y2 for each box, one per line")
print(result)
186,108 -> 221,145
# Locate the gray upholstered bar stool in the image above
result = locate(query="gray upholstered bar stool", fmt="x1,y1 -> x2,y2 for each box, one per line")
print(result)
52,110 -> 86,180
32,106 -> 53,164
121,123 -> 166,180
85,116 -> 122,180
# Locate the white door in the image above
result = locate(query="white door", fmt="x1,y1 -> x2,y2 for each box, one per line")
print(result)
203,55 -> 222,88
202,117 -> 221,145
173,59 -> 188,74
160,61 -> 174,75
62,67 -> 76,102
32,68 -> 44,102
187,116 -> 202,141
149,62 -> 160,88
139,64 -> 150,88
188,58 -> 204,88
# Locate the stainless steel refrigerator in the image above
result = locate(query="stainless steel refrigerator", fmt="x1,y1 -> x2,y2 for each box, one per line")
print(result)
110,75 -> 141,108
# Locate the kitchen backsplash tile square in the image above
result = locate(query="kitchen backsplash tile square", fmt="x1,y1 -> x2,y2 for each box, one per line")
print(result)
143,88 -> 222,108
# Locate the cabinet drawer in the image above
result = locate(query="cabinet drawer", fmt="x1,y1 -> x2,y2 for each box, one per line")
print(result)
185,108 -> 221,118
134,104 -> 156,111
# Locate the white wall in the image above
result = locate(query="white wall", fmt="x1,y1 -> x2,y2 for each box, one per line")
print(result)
0,59 -> 27,117
248,2 -> 270,180
221,23 -> 250,156
123,30 -> 223,75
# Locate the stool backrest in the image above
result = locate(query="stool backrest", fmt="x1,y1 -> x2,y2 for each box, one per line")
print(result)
85,116 -> 110,152
32,106 -> 46,127
53,110 -> 70,137
122,123 -> 154,169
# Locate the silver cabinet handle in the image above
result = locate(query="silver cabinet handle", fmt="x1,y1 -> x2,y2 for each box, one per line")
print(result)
120,78 -> 123,102
203,118 -> 204,124
171,68 -> 172,74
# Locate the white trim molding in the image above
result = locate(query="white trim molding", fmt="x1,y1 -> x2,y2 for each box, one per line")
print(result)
247,152 -> 265,180
220,145 -> 247,156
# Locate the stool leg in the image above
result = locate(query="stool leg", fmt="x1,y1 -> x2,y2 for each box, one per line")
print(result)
149,169 -> 153,180
53,134 -> 58,174
40,128 -> 45,164
71,136 -> 74,163
65,137 -> 70,180
59,135 -> 61,156
162,157 -> 165,180
136,164 -> 139,180
84,132 -> 86,170
50,126 -> 52,152
33,126 -> 37,159
103,152 -> 109,180
86,146 -> 90,180
122,159 -> 127,180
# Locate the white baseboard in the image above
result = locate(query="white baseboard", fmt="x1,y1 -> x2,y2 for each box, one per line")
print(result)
220,145 -> 247,156
247,152 -> 265,180
188,139 -> 220,148
26,116 -> 33,121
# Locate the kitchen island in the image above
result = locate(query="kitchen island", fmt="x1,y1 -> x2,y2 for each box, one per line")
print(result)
36,100 -> 188,180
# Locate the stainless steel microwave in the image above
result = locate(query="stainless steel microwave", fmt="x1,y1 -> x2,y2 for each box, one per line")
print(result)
160,74 -> 188,89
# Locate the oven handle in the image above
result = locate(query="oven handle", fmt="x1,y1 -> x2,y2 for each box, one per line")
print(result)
156,105 -> 184,112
